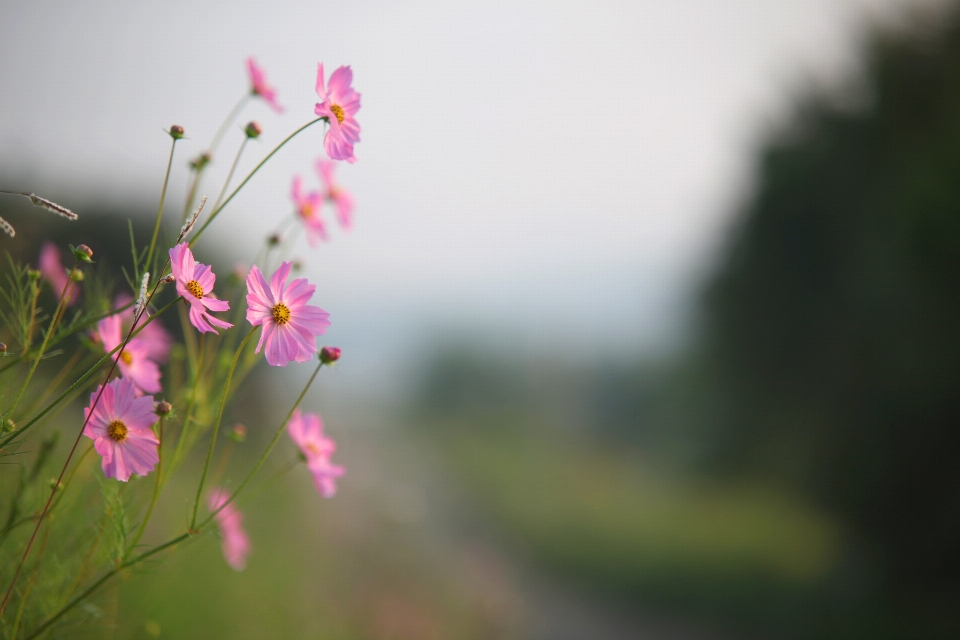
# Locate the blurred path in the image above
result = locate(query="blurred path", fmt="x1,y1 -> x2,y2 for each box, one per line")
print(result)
341,414 -> 729,640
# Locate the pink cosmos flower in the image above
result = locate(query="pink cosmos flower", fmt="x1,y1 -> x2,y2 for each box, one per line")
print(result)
169,243 -> 234,335
245,262 -> 331,367
291,176 -> 328,246
83,378 -> 159,482
316,159 -> 355,230
97,314 -> 162,395
247,57 -> 283,113
314,63 -> 362,163
209,488 -> 251,571
114,294 -> 172,363
38,242 -> 79,306
287,409 -> 345,498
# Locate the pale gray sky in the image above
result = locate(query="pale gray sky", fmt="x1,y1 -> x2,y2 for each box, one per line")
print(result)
0,0 -> 946,395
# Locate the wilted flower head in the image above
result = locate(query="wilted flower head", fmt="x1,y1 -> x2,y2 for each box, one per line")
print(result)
314,63 -> 362,163
83,378 -> 159,482
316,159 -> 355,230
38,243 -> 80,306
245,262 -> 331,366
96,315 -> 162,395
209,488 -> 251,571
169,243 -> 234,334
288,409 -> 344,498
247,57 -> 283,113
291,176 -> 327,246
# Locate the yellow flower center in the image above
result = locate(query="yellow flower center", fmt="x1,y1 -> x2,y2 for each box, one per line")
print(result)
186,279 -> 204,299
272,302 -> 291,325
330,104 -> 345,125
120,351 -> 133,366
107,420 -> 128,442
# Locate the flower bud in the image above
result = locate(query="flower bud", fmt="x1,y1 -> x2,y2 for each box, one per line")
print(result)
244,121 -> 262,139
190,152 -> 212,171
69,268 -> 84,282
49,477 -> 64,492
1,417 -> 15,433
73,244 -> 94,262
268,233 -> 281,246
229,424 -> 247,443
27,269 -> 41,281
319,346 -> 341,365
169,125 -> 185,140
0,342 -> 7,354
155,401 -> 173,416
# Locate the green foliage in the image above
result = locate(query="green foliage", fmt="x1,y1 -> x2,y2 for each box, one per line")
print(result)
0,252 -> 39,354
98,476 -> 129,567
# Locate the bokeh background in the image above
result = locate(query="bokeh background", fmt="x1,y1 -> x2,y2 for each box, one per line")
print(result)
3,0 -> 960,638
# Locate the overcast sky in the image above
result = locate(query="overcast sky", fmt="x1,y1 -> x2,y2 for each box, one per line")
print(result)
0,0 -> 947,395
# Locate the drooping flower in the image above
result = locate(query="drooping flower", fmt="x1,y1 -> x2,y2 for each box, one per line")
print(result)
38,242 -> 79,306
314,63 -> 361,163
97,314 -> 162,395
209,488 -> 251,571
291,176 -> 328,246
316,160 -> 355,230
247,57 -> 283,113
114,294 -> 173,363
245,262 -> 331,367
287,409 -> 344,498
169,243 -> 234,334
83,378 -> 159,481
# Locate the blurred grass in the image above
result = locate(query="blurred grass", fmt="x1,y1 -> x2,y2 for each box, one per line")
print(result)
426,416 -> 844,617
104,425 -> 525,640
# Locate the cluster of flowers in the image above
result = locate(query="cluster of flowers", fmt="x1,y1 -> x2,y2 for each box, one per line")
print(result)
34,58 -> 356,571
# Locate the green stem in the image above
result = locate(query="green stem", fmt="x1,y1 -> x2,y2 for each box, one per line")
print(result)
212,137 -> 249,212
190,118 -> 324,245
210,93 -> 252,158
0,298 -> 179,449
190,328 -> 256,528
167,331 -> 205,480
183,93 -> 252,221
201,360 -> 324,527
145,138 -> 178,273
126,416 -> 164,558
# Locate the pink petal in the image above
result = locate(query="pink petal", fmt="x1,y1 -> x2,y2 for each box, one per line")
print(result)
269,262 -> 293,300
327,66 -> 353,100
315,62 -> 327,98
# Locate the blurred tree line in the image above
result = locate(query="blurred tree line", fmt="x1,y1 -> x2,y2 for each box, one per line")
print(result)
702,10 -> 960,635
418,9 -> 960,637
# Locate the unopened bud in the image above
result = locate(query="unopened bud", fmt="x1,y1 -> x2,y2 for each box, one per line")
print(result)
0,342 -> 7,354
73,244 -> 94,262
229,424 -> 247,443
244,121 -> 262,139
69,268 -> 84,282
190,152 -> 212,171
155,401 -> 173,416
169,125 -> 185,140
49,477 -> 64,492
319,346 -> 341,365
268,233 -> 281,246
27,269 -> 41,281
1,417 -> 15,433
